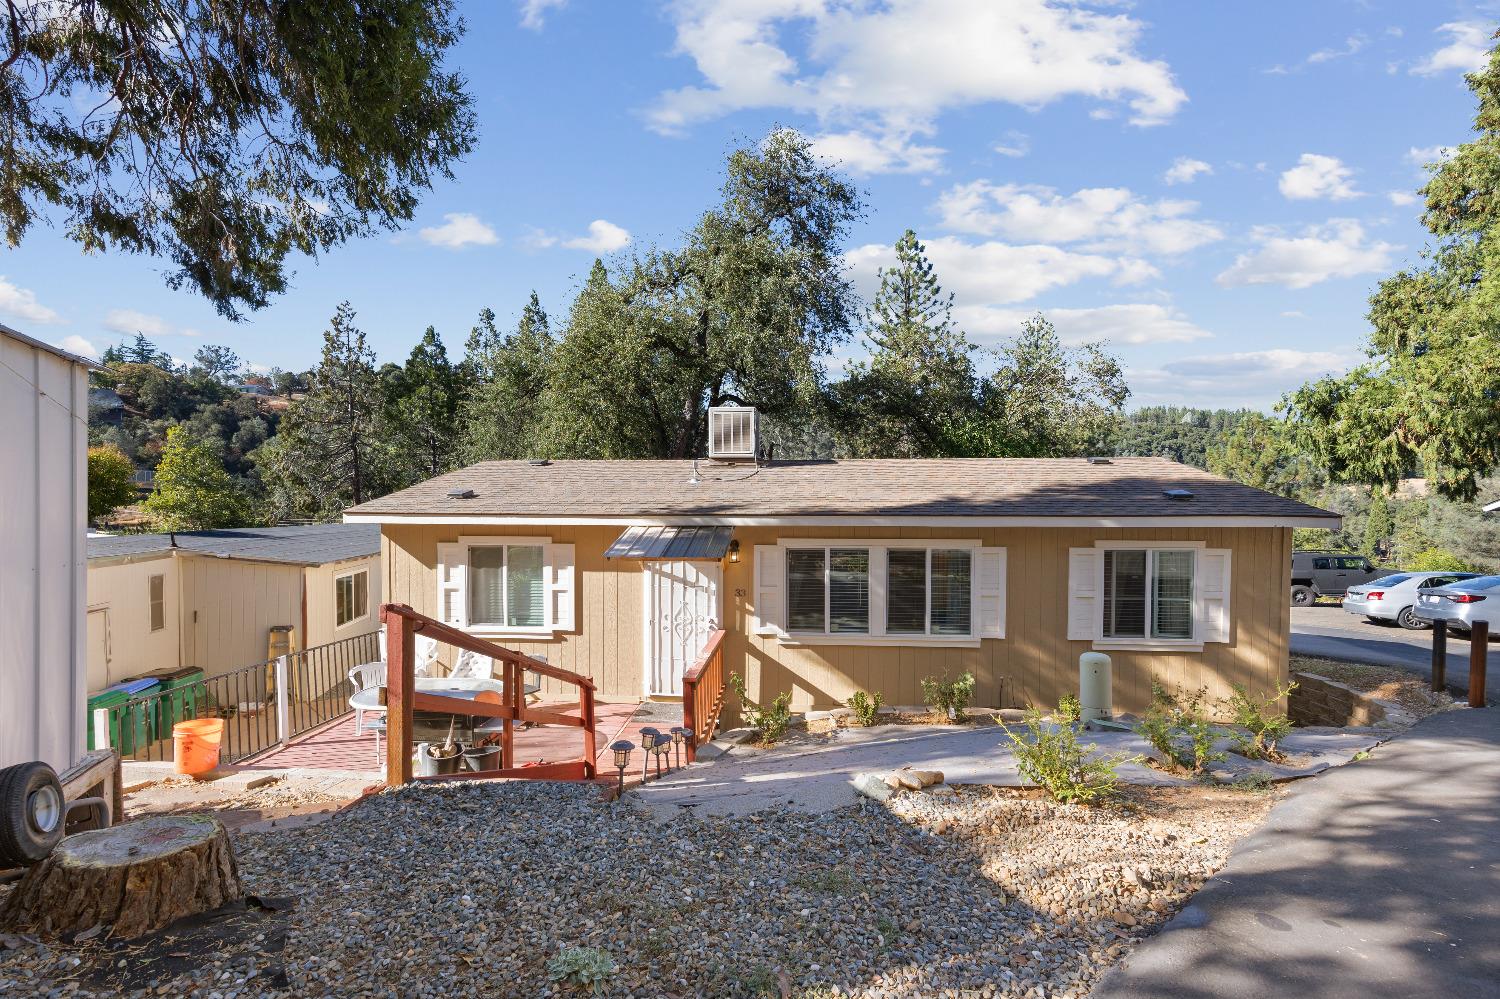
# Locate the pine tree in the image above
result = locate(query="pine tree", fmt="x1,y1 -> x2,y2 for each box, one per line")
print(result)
461,293 -> 556,461
254,302 -> 389,519
388,326 -> 459,481
833,229 -> 975,456
1364,490 -> 1394,559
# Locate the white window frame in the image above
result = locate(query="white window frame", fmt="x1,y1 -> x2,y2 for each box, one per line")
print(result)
334,568 -> 370,630
1093,540 -> 1204,652
783,545 -> 874,637
775,538 -> 988,648
461,537 -> 552,636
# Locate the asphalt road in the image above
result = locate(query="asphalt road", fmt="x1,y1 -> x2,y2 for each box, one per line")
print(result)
1092,707 -> 1500,999
1290,604 -> 1490,696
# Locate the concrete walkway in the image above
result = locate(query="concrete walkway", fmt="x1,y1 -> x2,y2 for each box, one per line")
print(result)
634,719 -> 1383,817
1093,707 -> 1500,999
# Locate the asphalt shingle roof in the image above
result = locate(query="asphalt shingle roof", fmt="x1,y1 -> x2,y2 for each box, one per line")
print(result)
87,523 -> 381,565
343,458 -> 1339,523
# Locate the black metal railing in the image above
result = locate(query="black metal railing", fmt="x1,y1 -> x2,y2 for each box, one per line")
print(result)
99,631 -> 380,766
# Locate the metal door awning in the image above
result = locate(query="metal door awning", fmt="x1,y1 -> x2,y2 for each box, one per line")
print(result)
605,525 -> 734,560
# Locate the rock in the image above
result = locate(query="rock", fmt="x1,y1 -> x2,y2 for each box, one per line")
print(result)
908,769 -> 945,788
1107,910 -> 1137,927
925,784 -> 958,796
852,773 -> 894,802
894,771 -> 925,791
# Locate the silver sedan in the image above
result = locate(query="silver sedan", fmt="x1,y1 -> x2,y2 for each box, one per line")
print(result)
1342,572 -> 1484,629
1413,575 -> 1500,633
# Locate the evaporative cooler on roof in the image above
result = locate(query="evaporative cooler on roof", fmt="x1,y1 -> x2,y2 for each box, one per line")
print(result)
707,406 -> 758,461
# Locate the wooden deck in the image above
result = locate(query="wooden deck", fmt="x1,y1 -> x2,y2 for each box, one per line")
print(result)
241,701 -> 678,777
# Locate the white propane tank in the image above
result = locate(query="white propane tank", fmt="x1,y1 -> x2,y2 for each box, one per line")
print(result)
1079,652 -> 1113,722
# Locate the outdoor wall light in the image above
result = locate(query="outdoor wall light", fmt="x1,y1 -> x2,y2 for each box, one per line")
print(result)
728,540 -> 741,563
609,739 -> 634,795
638,727 -> 660,780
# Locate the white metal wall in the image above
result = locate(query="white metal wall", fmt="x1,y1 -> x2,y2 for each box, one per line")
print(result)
0,331 -> 89,771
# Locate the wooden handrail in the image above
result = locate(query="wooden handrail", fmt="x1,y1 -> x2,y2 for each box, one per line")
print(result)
381,603 -> 597,786
681,629 -> 726,763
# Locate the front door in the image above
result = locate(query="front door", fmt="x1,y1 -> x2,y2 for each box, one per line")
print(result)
644,560 -> 721,698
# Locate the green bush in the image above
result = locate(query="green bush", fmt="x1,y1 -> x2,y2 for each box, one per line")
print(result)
1405,548 -> 1488,573
729,672 -> 793,745
1224,681 -> 1297,762
920,671 -> 976,721
1002,709 -> 1130,804
845,690 -> 883,726
1056,693 -> 1082,724
1136,682 -> 1227,775
546,947 -> 616,994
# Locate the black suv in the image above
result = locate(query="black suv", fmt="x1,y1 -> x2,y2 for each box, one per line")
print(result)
1290,551 -> 1387,606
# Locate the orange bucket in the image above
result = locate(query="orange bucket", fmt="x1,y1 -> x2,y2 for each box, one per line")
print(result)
172,718 -> 224,776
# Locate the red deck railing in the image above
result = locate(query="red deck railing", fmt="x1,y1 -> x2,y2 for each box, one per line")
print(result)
681,629 -> 726,763
381,603 -> 597,785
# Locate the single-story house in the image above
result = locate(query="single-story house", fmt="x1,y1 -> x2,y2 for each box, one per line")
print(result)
344,425 -> 1338,716
2,324 -> 92,772
85,524 -> 382,692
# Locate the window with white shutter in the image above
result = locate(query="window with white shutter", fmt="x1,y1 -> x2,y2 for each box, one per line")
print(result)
435,537 -> 572,636
1075,542 -> 1232,650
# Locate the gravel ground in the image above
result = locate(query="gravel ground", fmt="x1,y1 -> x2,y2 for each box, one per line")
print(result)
0,778 -> 1273,998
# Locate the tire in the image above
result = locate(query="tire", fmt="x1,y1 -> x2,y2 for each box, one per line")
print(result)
0,762 -> 66,867
1396,606 -> 1429,630
1291,585 -> 1315,607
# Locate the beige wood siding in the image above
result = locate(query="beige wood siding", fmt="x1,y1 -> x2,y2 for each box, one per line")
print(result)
84,554 -> 181,691
177,556 -> 303,676
381,523 -> 1291,713
303,556 -> 384,650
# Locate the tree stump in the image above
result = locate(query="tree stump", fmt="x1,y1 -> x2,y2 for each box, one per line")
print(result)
0,814 -> 242,940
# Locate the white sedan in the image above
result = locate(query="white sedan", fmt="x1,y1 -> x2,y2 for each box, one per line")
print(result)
1342,571 -> 1484,629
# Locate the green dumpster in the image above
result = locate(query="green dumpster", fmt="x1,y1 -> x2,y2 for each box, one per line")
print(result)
141,665 -> 207,731
88,678 -> 159,753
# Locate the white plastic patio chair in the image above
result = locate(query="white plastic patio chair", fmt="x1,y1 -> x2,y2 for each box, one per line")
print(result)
347,661 -> 387,736
376,625 -> 440,677
448,648 -> 496,681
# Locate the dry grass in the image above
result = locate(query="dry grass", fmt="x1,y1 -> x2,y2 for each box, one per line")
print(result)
1290,655 -> 1456,718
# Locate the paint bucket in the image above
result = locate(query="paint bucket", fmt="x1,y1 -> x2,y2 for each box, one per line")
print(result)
462,745 -> 501,772
172,718 -> 224,776
422,742 -> 463,776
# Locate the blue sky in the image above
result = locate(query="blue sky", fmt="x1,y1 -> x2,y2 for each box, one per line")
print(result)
3,1 -> 1496,409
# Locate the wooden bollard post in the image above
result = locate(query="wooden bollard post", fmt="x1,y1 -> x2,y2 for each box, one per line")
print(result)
1470,620 -> 1489,708
1432,620 -> 1447,693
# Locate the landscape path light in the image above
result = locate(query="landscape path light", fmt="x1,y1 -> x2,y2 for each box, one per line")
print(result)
638,727 -> 659,780
609,739 -> 634,796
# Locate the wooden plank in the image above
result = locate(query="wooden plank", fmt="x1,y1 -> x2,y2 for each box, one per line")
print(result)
415,759 -> 589,783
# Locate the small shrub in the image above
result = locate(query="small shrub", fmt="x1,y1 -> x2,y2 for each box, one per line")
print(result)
1002,709 -> 1131,804
1056,692 -> 1082,724
729,672 -> 793,745
1231,771 -> 1277,794
920,671 -> 976,721
845,689 -> 884,726
1136,682 -> 1227,775
1406,547 -> 1487,573
1224,681 -> 1297,761
546,947 -> 616,995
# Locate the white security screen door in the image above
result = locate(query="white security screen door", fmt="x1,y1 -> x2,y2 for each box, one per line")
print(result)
645,560 -> 721,697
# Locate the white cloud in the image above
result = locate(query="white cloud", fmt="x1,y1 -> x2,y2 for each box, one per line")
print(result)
934,181 -> 1223,256
60,335 -> 99,359
518,0 -> 567,31
1216,220 -> 1396,290
1132,348 -> 1352,408
993,130 -> 1030,158
811,129 -> 944,175
1281,310 -> 1307,319
1307,33 -> 1367,65
528,219 -> 633,253
955,302 -> 1213,345
1411,21 -> 1492,77
1278,153 -> 1361,201
1162,348 -> 1347,378
0,276 -> 62,325
646,0 -> 1186,172
419,213 -> 500,250
847,236 -> 1154,317
1162,157 -> 1212,185
104,308 -> 172,337
562,219 -> 632,253
1406,145 -> 1453,167
1387,190 -> 1420,206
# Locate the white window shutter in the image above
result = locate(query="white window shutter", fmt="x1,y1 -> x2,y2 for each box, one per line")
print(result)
1067,547 -> 1101,641
436,542 -> 466,628
545,543 -> 576,632
753,545 -> 786,636
976,547 -> 1007,639
1196,548 -> 1232,643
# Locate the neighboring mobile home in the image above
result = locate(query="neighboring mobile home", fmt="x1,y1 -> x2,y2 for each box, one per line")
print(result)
345,415 -> 1339,716
85,524 -> 382,691
1,325 -> 92,772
